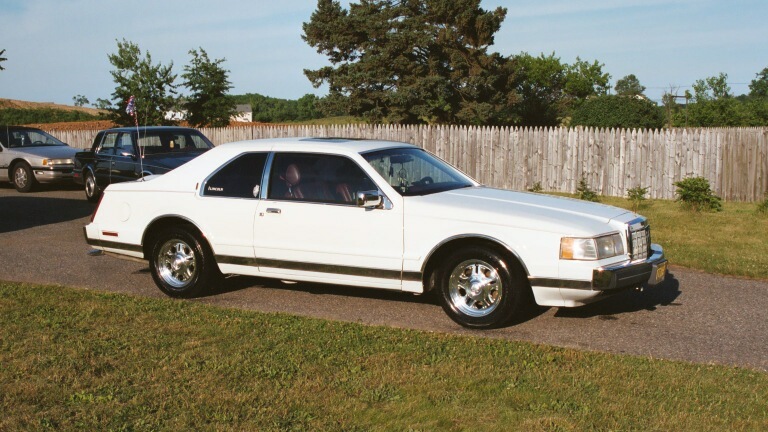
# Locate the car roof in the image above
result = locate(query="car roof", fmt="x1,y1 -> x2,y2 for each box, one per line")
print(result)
216,137 -> 418,155
99,126 -> 200,133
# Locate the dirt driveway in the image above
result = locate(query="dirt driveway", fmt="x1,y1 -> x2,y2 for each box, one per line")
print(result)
1,184 -> 766,372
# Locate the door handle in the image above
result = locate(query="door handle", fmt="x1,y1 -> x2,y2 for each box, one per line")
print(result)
266,208 -> 281,214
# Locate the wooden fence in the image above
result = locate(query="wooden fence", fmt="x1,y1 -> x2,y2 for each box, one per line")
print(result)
48,125 -> 768,202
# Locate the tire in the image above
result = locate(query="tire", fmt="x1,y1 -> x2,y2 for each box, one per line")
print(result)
84,170 -> 102,203
149,227 -> 219,298
436,247 -> 527,329
12,162 -> 35,193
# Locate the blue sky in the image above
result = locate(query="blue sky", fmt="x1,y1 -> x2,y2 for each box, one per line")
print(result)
1,0 -> 766,106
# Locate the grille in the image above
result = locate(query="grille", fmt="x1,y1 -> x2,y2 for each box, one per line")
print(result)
628,221 -> 651,261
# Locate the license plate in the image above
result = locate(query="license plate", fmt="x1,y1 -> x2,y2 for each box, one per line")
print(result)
655,262 -> 667,283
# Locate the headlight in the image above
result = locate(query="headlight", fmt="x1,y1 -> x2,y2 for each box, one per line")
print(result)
42,158 -> 73,166
560,233 -> 624,260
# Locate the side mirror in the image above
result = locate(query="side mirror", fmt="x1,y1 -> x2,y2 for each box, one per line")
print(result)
356,190 -> 383,209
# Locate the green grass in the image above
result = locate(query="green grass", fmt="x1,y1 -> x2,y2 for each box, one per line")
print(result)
1,282 -> 766,431
596,196 -> 768,280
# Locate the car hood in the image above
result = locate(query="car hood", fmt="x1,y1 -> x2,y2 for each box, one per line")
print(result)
408,187 -> 634,236
11,145 -> 79,159
141,151 -> 207,171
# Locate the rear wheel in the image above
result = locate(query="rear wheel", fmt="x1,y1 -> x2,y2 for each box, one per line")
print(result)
84,171 -> 102,202
12,162 -> 35,192
149,227 -> 219,298
437,247 -> 527,329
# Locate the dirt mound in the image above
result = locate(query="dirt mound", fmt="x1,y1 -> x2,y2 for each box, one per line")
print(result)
0,98 -> 105,115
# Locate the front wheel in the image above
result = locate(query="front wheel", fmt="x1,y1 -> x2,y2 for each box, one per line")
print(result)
437,247 -> 527,329
12,162 -> 35,192
149,228 -> 219,298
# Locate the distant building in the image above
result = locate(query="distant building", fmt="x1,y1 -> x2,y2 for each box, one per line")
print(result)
164,109 -> 187,121
231,104 -> 252,123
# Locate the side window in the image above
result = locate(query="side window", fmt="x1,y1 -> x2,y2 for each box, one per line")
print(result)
202,153 -> 267,199
268,153 -> 375,204
98,133 -> 118,155
117,133 -> 135,156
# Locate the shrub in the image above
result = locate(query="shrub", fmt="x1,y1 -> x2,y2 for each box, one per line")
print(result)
527,182 -> 543,193
674,176 -> 722,212
577,177 -> 599,202
757,192 -> 768,214
627,185 -> 649,212
570,95 -> 665,129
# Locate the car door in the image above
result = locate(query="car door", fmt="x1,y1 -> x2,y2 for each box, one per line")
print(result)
253,152 -> 404,289
111,132 -> 140,183
93,132 -> 118,188
194,152 -> 268,271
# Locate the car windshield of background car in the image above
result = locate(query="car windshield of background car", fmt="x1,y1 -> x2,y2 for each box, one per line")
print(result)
362,147 -> 474,196
6,130 -> 66,148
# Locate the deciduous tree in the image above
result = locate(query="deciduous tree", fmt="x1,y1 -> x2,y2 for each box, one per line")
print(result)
614,74 -> 646,97
107,39 -> 178,126
0,49 -> 6,71
181,48 -> 235,127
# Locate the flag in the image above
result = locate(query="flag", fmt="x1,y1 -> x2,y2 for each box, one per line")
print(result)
125,96 -> 136,116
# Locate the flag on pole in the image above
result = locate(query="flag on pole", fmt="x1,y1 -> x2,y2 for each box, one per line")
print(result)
125,96 -> 136,116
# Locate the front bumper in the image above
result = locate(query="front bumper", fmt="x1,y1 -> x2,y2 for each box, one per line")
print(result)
592,243 -> 667,290
32,166 -> 75,184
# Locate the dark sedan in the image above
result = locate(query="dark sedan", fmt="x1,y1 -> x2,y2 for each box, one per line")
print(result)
74,126 -> 214,202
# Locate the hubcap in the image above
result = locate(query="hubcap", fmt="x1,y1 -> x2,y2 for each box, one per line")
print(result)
85,174 -> 95,196
157,239 -> 197,289
14,167 -> 28,188
447,259 -> 502,317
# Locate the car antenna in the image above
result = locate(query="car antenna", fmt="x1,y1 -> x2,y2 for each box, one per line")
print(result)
125,96 -> 145,180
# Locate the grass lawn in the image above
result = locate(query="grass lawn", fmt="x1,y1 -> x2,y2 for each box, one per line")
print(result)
1,282 -> 766,431
595,196 -> 768,280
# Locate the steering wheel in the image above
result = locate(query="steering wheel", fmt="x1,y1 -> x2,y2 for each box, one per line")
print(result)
32,141 -> 45,145
419,176 -> 434,185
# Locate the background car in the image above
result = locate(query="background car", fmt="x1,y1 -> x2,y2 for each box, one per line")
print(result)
74,126 -> 214,202
84,137 -> 666,329
0,126 -> 79,192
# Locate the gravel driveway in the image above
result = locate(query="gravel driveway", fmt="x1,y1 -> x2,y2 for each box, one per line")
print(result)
1,185 -> 766,372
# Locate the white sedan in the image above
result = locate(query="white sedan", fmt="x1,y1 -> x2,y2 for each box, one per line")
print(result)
84,138 -> 667,328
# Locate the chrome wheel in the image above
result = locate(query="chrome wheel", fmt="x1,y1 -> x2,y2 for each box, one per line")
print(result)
447,259 -> 502,318
12,163 -> 34,192
85,174 -> 96,196
156,239 -> 198,289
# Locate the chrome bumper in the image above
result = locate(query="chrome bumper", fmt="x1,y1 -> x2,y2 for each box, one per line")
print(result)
592,244 -> 667,291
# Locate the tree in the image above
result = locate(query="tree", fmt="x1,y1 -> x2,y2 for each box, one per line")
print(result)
749,67 -> 768,98
563,57 -> 611,100
509,53 -> 609,126
107,39 -> 178,126
72,95 -> 89,107
0,49 -> 6,71
302,0 -> 515,125
615,74 -> 646,97
684,72 -> 752,126
181,48 -> 235,127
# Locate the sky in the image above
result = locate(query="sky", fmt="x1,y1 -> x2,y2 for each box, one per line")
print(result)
1,0 -> 766,107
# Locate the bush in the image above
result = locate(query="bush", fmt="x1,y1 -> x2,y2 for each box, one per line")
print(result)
627,185 -> 649,212
570,95 -> 665,129
577,177 -> 599,202
527,182 -> 543,193
757,192 -> 768,214
674,176 -> 722,212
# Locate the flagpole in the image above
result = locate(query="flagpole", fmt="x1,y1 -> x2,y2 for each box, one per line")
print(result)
125,96 -> 144,181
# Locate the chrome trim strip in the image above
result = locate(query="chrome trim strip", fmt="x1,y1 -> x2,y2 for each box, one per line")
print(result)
85,238 -> 143,254
216,255 -> 420,282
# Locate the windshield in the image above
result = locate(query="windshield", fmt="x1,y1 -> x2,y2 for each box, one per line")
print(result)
362,147 -> 474,196
136,130 -> 214,155
2,129 -> 66,148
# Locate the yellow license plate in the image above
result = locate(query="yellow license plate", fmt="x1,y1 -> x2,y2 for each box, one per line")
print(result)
656,262 -> 667,282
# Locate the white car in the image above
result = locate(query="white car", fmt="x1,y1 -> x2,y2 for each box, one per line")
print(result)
84,138 -> 667,328
1,126 -> 79,192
